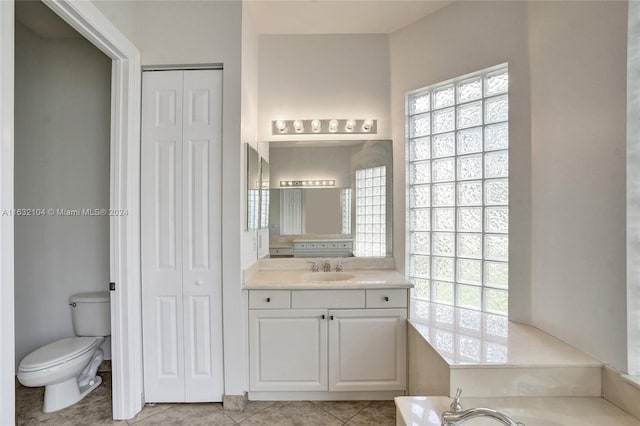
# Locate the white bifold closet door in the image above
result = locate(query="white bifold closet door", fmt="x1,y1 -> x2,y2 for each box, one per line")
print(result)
141,70 -> 223,402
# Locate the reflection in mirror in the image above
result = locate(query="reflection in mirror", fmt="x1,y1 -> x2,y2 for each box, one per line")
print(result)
259,158 -> 270,229
246,144 -> 259,230
267,140 -> 392,258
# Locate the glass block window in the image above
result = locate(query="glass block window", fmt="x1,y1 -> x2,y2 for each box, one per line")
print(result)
247,189 -> 259,230
341,188 -> 352,235
260,187 -> 270,229
407,66 -> 509,315
355,166 -> 386,257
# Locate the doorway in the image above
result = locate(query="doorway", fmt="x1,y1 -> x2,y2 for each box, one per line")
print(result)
13,1 -> 112,418
0,0 -> 142,422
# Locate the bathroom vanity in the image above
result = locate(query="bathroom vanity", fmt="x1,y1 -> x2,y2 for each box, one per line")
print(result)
244,264 -> 411,400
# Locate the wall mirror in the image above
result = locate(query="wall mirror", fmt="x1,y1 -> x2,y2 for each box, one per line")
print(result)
266,140 -> 392,258
246,144 -> 260,231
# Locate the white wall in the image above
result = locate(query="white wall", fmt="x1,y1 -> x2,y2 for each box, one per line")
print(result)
626,0 -> 640,376
391,0 -> 630,371
241,2 -> 261,267
258,34 -> 391,142
528,1 -> 628,371
93,0 -> 247,397
390,1 -> 532,321
14,22 -> 111,365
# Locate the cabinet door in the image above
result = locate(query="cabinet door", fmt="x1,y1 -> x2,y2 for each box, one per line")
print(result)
249,309 -> 328,391
328,309 -> 406,392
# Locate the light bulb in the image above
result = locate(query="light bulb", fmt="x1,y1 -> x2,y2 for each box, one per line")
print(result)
293,120 -> 304,133
345,119 -> 356,132
275,120 -> 287,133
311,119 -> 321,133
328,119 -> 339,133
362,119 -> 374,132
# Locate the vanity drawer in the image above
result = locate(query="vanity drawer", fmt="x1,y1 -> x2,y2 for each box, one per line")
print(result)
291,290 -> 365,309
249,290 -> 291,309
366,289 -> 408,308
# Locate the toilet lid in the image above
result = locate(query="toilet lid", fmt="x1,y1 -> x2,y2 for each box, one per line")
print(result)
19,337 -> 101,372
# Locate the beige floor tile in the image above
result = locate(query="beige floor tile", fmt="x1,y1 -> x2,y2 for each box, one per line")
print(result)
346,400 -> 396,426
311,401 -> 372,422
225,401 -> 276,423
35,397 -> 125,426
126,404 -> 174,424
238,401 -> 343,426
16,372 -> 115,425
131,403 -> 235,426
100,373 -> 112,392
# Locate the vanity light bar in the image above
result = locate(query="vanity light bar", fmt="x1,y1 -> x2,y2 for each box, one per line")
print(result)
272,119 -> 377,135
280,180 -> 336,187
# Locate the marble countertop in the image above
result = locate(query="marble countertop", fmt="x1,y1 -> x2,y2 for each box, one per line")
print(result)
243,269 -> 412,290
395,396 -> 640,426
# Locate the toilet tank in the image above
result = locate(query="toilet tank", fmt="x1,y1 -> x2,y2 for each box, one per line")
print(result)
69,292 -> 111,337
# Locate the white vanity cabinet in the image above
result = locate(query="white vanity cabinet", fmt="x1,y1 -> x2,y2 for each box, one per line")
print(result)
249,309 -> 328,391
248,289 -> 407,396
329,309 -> 406,391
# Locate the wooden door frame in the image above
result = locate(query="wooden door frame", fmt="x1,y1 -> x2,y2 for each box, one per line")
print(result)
0,0 -> 143,421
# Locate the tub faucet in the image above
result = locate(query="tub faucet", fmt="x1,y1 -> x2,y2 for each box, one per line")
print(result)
323,260 -> 331,272
441,389 -> 525,426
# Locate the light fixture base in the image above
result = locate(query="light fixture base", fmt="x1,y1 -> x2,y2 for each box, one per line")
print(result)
271,119 -> 377,135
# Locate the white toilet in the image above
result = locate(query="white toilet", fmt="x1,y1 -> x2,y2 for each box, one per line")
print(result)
18,291 -> 110,413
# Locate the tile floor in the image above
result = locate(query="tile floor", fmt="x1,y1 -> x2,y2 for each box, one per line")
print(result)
16,373 -> 397,425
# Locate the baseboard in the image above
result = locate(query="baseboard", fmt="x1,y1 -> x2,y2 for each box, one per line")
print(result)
248,390 -> 403,401
602,365 -> 640,421
223,392 -> 248,411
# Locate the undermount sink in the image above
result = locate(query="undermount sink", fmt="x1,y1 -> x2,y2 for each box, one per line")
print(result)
302,272 -> 355,282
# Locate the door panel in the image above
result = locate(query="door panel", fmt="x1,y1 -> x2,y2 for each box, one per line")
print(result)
142,71 -> 184,402
182,70 -> 223,401
328,309 -> 406,392
142,70 -> 222,402
249,309 -> 328,391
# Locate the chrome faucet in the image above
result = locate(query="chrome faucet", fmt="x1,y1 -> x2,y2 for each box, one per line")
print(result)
323,260 -> 331,272
441,389 -> 525,426
335,261 -> 344,272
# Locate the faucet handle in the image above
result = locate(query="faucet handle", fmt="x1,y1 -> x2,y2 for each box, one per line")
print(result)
450,388 -> 463,412
307,261 -> 319,272
335,261 -> 347,272
323,259 -> 332,272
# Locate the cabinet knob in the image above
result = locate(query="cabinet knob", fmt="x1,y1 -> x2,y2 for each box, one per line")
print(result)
384,296 -> 390,302
321,314 -> 325,319
266,297 -> 271,302
330,315 -> 334,320
195,280 -> 203,287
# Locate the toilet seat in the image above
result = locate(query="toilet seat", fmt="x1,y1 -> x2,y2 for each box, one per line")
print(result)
19,337 -> 101,372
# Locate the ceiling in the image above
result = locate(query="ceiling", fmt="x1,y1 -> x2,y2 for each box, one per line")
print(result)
15,0 -> 452,38
246,0 -> 452,35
